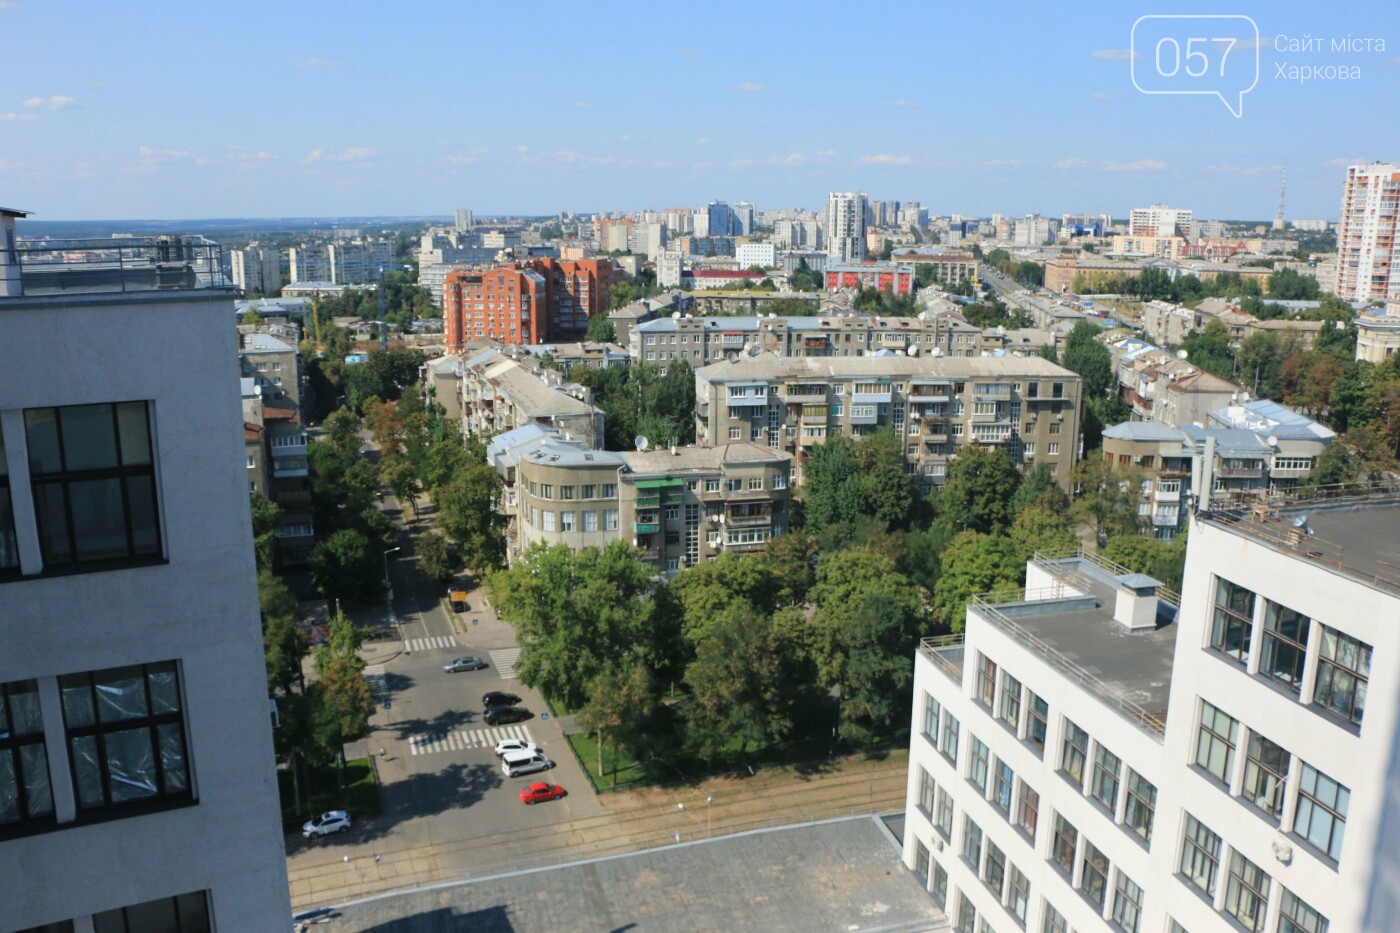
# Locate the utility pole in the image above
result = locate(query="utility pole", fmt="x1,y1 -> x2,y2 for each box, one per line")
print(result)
377,265 -> 388,350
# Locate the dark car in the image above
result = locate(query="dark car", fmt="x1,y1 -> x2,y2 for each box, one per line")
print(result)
482,691 -> 522,708
484,705 -> 532,726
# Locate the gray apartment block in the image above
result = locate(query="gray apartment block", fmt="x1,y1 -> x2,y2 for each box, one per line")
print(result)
694,354 -> 1083,491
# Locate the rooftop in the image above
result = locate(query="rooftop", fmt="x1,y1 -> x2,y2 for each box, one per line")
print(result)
623,442 -> 790,475
7,235 -> 230,297
699,352 -> 1078,382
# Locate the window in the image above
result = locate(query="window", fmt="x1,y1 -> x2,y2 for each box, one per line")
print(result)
728,427 -> 742,440
1042,903 -> 1067,933
704,478 -> 721,493
1047,442 -> 1059,455
1016,782 -> 1039,838
1195,701 -> 1238,785
1051,813 -> 1077,874
940,710 -> 960,763
1180,814 -> 1222,897
1027,692 -> 1048,751
1060,720 -> 1088,785
1,432 -> 17,570
664,505 -> 680,521
1080,839 -> 1109,907
962,815 -> 984,869
60,662 -> 191,812
955,892 -> 977,933
932,862 -> 948,906
604,509 -> 618,530
914,838 -> 931,883
728,479 -> 742,493
1122,770 -> 1156,846
583,511 -> 598,532
540,484 -> 554,500
1223,850 -> 1271,932
1314,626 -> 1371,727
992,759 -> 1014,811
999,672 -> 1022,729
917,766 -> 936,816
983,839 -> 1007,897
922,693 -> 940,746
602,483 -> 617,498
1,679 -> 53,829
772,472 -> 787,490
1008,864 -> 1030,923
1259,602 -> 1309,693
1112,870 -> 1143,933
1293,763 -> 1349,861
92,891 -> 211,933
560,485 -> 575,500
560,511 -> 575,533
542,511 -> 556,532
1278,888 -> 1330,933
1241,733 -> 1289,821
935,786 -> 954,837
581,484 -> 597,499
25,402 -> 162,568
1090,744 -> 1121,811
1210,578 -> 1255,664
968,737 -> 990,794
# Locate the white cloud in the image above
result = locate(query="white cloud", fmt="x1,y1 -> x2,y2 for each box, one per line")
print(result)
1327,156 -> 1370,167
694,138 -> 709,146
985,159 -> 1020,168
883,98 -> 920,108
23,95 -> 76,110
231,150 -> 276,171
679,48 -> 699,60
294,57 -> 337,70
1091,49 -> 1137,61
1053,158 -> 1087,169
302,147 -> 375,164
691,161 -> 713,171
815,149 -> 836,159
729,158 -> 755,169
572,101 -> 594,110
1205,164 -> 1279,176
0,2 -> 20,11
859,154 -> 914,165
651,161 -> 675,171
138,145 -> 192,161
1389,56 -> 1400,65
443,147 -> 490,165
553,149 -> 579,164
1101,159 -> 1167,172
0,159 -> 19,171
1091,92 -> 1112,101
1,112 -> 38,122
731,82 -> 766,93
768,153 -> 807,167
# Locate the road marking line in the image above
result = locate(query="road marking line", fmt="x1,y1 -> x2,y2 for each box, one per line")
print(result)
490,648 -> 523,679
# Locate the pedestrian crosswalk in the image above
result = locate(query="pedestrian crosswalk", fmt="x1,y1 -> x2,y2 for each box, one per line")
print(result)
364,664 -> 389,700
408,724 -> 536,756
490,648 -> 522,680
406,635 -> 460,652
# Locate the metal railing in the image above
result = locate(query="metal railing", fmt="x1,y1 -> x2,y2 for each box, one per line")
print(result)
919,634 -> 965,683
1032,547 -> 1181,606
11,236 -> 229,296
967,586 -> 1169,737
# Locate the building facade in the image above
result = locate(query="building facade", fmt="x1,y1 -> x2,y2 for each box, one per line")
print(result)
1129,204 -> 1194,238
0,217 -> 291,929
903,493 -> 1400,933
694,355 -> 1082,491
230,246 -> 281,296
825,261 -> 915,294
1335,162 -> 1400,303
825,192 -> 868,263
1355,314 -> 1400,364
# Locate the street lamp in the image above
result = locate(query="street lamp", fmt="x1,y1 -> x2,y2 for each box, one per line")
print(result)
706,795 -> 713,838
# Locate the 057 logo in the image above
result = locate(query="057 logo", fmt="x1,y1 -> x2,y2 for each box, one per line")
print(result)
1131,15 -> 1260,118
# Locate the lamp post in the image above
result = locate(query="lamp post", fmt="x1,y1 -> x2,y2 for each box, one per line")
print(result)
706,795 -> 713,838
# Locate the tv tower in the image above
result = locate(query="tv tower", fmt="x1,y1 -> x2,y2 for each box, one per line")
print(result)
1272,161 -> 1287,232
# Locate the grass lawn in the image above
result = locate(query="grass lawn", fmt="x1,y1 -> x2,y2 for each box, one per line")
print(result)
278,756 -> 380,828
565,732 -> 651,791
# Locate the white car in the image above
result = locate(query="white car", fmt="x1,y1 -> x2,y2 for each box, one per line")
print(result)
501,751 -> 553,778
494,738 -> 540,758
302,810 -> 351,838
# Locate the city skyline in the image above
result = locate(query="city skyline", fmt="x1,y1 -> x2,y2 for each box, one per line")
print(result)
1,1 -> 1397,221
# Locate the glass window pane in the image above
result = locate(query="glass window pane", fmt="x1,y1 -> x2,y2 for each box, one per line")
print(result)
116,402 -> 153,467
34,483 -> 72,562
92,908 -> 127,933
0,752 -> 18,823
124,896 -> 179,933
60,404 -> 120,471
19,743 -> 53,817
125,475 -> 160,555
158,723 -> 188,794
9,682 -> 43,736
0,481 -> 16,571
69,477 -> 128,561
176,892 -> 211,933
71,735 -> 105,808
24,409 -> 64,474
148,664 -> 181,714
105,727 -> 158,802
60,675 -> 95,728
95,667 -> 150,722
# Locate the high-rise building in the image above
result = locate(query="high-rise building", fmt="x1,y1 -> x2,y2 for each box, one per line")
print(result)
825,192 -> 868,263
707,201 -> 737,238
286,244 -> 330,283
901,490 -> 1400,933
0,208 -> 291,929
733,201 -> 756,236
1335,162 -> 1400,303
1129,204 -> 1194,238
230,246 -> 281,295
443,257 -> 613,350
455,208 -> 473,232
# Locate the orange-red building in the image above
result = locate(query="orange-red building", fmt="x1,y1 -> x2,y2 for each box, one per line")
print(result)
444,258 -> 613,351
824,261 -> 915,294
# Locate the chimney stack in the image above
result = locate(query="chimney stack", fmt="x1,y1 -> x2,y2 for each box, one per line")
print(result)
1113,573 -> 1162,632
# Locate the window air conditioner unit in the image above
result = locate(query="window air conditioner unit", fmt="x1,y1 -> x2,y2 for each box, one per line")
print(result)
1271,839 -> 1293,864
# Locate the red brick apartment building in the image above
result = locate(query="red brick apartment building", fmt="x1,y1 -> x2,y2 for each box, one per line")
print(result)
444,258 -> 612,351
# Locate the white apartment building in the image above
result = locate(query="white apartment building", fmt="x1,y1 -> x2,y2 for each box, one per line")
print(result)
826,191 -> 868,263
904,491 -> 1400,933
1335,162 -> 1400,303
774,218 -> 822,250
455,208 -> 473,232
230,246 -> 280,296
286,245 -> 330,283
0,211 -> 291,929
736,242 -> 778,269
326,239 -> 395,284
1014,215 -> 1054,247
1129,205 -> 1194,239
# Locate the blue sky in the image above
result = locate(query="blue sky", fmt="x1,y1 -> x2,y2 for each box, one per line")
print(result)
1,0 -> 1396,221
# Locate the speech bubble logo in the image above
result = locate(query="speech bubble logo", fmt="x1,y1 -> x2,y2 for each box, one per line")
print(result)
1131,14 -> 1259,118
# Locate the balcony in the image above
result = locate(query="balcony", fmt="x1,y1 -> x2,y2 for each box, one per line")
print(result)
12,236 -> 230,296
726,514 -> 772,528
785,388 -> 827,404
1217,463 -> 1265,479
1151,512 -> 1180,527
634,522 -> 660,534
272,458 -> 309,478
726,392 -> 769,408
919,635 -> 964,684
1154,486 -> 1181,503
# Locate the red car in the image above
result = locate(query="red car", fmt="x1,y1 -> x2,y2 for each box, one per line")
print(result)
519,782 -> 566,805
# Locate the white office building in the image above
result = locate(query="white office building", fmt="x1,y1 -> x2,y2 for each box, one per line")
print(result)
1129,205 -> 1194,239
825,192 -> 868,263
0,209 -> 292,930
904,489 -> 1400,933
735,242 -> 778,269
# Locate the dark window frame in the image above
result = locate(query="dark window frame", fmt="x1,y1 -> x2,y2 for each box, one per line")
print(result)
1223,850 -> 1271,932
1026,692 -> 1048,753
0,679 -> 55,835
1314,626 -> 1371,727
1051,813 -> 1077,875
1195,701 -> 1238,786
1259,601 -> 1310,694
1180,814 -> 1222,898
1090,743 -> 1121,812
92,890 -> 211,933
1079,838 -> 1109,907
1060,719 -> 1088,785
1122,769 -> 1156,847
0,432 -> 17,575
1209,577 -> 1254,665
999,670 -> 1023,730
1241,732 -> 1290,822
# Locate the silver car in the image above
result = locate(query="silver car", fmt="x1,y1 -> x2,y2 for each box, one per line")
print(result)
444,656 -> 488,673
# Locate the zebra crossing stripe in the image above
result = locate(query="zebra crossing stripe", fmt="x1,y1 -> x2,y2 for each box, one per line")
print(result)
364,664 -> 389,699
407,724 -> 535,756
406,635 -> 460,652
490,648 -> 523,680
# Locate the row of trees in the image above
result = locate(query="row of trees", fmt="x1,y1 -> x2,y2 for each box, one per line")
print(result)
1070,266 -> 1331,305
567,358 -> 697,452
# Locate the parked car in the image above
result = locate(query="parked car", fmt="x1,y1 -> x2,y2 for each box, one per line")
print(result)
494,738 -> 540,758
448,589 -> 469,613
444,656 -> 488,673
484,706 -> 532,726
302,810 -> 351,838
482,691 -> 522,708
519,782 -> 566,804
501,751 -> 553,778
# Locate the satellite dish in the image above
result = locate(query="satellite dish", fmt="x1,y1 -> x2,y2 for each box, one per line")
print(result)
635,436 -> 650,451
1267,435 -> 1278,448
1292,515 -> 1313,535
671,311 -> 682,319
1176,349 -> 1188,359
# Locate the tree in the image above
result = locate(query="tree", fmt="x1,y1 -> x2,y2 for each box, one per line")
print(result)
434,463 -> 507,572
1101,531 -> 1187,593
836,593 -> 916,743
1062,321 -> 1113,399
309,528 -> 381,605
250,493 -> 280,572
939,445 -> 1023,534
577,662 -> 655,777
323,409 -> 363,457
1008,463 -> 1068,517
585,314 -> 616,343
850,428 -> 917,529
414,531 -> 460,584
1008,507 -> 1078,566
763,529 -> 818,606
308,658 -> 373,770
810,548 -> 923,690
684,605 -> 795,762
670,553 -> 782,644
930,531 -> 1022,629
1303,442 -> 1360,489
241,308 -> 264,325
260,569 -> 305,697
801,439 -> 864,531
1068,456 -> 1143,546
1180,321 -> 1236,381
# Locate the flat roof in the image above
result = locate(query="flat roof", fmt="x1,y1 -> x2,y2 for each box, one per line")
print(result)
310,817 -> 942,933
